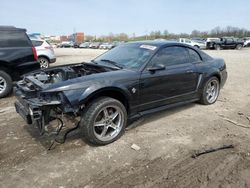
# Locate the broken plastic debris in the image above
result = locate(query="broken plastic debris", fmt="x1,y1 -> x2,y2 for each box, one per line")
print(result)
131,144 -> 141,151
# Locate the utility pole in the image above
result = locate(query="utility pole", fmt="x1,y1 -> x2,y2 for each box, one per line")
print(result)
73,27 -> 76,42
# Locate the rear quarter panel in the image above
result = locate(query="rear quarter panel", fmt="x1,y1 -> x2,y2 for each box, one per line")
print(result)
0,47 -> 40,79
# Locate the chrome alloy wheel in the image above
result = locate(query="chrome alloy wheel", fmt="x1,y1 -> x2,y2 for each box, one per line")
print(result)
0,76 -> 7,94
39,58 -> 49,69
93,105 -> 124,142
206,79 -> 219,104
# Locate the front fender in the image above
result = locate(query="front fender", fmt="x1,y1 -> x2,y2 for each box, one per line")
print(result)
62,84 -> 132,110
78,84 -> 131,105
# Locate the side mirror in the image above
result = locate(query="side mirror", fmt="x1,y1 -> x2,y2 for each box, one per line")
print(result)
147,64 -> 165,72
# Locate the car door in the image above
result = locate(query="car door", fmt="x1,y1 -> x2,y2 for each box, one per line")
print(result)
138,46 -> 199,111
225,38 -> 235,49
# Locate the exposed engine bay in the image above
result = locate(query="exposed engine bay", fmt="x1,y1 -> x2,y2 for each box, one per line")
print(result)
31,63 -> 110,84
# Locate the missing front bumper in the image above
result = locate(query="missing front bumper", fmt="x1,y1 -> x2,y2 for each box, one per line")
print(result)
15,100 -> 33,124
14,93 -> 62,133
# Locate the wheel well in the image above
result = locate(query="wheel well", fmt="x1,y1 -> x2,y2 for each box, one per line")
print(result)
200,74 -> 221,90
211,74 -> 221,83
0,63 -> 13,78
38,55 -> 50,62
85,90 -> 129,113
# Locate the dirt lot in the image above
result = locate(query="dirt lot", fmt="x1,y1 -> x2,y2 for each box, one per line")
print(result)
1,48 -> 250,188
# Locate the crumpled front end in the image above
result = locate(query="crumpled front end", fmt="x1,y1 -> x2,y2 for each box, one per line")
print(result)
14,73 -> 78,137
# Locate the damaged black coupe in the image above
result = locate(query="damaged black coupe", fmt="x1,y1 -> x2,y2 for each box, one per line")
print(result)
14,41 -> 227,145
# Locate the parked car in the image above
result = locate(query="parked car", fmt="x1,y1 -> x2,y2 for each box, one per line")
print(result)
208,37 -> 244,50
51,44 -> 58,49
179,38 -> 206,49
31,38 -> 56,69
59,42 -> 72,48
0,26 -> 40,98
89,42 -> 101,49
205,38 -> 220,49
112,41 -> 124,48
14,41 -> 227,145
191,38 -> 205,43
99,43 -> 114,49
73,42 -> 80,48
79,42 -> 90,48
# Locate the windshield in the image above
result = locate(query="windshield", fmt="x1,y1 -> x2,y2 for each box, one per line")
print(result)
94,43 -> 156,70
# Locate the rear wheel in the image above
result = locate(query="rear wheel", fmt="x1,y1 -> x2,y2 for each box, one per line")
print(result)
38,57 -> 49,69
214,44 -> 221,50
236,44 -> 243,50
200,77 -> 220,105
194,45 -> 200,49
80,97 -> 127,145
0,71 -> 12,98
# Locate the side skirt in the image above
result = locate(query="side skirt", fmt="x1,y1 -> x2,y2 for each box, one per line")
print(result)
128,98 -> 200,122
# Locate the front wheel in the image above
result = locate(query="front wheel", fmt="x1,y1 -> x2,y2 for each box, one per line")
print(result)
200,77 -> 220,105
80,97 -> 127,145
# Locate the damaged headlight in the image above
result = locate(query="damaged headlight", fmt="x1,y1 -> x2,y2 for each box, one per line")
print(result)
38,92 -> 62,103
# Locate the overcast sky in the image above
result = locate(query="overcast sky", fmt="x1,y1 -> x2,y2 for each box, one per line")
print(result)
0,0 -> 249,36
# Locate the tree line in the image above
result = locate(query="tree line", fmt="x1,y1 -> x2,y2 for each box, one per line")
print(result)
85,26 -> 250,42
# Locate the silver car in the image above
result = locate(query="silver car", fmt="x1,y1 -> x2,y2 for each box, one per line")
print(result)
99,42 -> 114,49
31,39 -> 56,68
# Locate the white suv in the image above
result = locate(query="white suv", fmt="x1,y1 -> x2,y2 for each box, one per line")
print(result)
31,39 -> 56,68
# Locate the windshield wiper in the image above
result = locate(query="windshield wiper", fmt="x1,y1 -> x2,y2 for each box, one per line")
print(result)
100,59 -> 123,69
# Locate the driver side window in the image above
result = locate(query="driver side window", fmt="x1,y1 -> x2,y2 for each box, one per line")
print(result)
150,46 -> 189,67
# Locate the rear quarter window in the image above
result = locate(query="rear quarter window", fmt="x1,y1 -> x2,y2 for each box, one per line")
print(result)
186,48 -> 201,62
32,40 -> 43,47
0,31 -> 31,48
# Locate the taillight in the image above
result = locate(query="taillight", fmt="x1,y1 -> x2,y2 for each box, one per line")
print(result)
32,47 -> 38,61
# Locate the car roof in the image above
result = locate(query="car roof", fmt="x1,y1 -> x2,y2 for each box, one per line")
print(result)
127,40 -> 192,48
0,26 -> 26,32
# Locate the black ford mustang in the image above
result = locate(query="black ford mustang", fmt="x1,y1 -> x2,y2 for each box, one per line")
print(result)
14,41 -> 227,145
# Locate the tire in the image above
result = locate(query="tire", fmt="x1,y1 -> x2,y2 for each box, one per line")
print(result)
236,44 -> 243,50
194,45 -> 200,49
214,44 -> 221,50
80,97 -> 127,145
0,70 -> 13,98
200,77 -> 220,105
38,57 -> 49,69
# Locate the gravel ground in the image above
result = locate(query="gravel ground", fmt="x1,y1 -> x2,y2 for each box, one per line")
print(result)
1,47 -> 250,188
